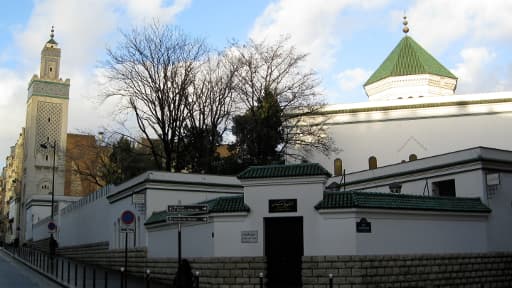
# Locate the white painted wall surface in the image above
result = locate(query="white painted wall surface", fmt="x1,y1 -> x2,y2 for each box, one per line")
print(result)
301,93 -> 512,174
146,223 -> 214,258
486,172 -> 512,251
352,211 -> 488,254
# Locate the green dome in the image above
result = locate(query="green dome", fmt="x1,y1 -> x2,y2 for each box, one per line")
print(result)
364,36 -> 457,87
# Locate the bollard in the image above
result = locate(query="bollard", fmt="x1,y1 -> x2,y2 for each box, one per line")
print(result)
194,271 -> 200,288
329,273 -> 333,288
104,271 -> 108,288
120,267 -> 125,288
145,269 -> 151,288
259,272 -> 264,288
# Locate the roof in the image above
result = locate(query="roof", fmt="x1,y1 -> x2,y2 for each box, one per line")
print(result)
315,191 -> 491,213
145,195 -> 249,226
364,36 -> 457,86
238,163 -> 331,179
46,38 -> 58,45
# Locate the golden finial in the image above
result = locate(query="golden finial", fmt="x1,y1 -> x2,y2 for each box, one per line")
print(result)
402,16 -> 409,34
50,25 -> 55,39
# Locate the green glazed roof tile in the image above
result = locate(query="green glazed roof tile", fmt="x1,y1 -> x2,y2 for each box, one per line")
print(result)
315,191 -> 491,213
364,36 -> 457,86
46,38 -> 58,45
238,163 -> 331,179
145,195 -> 249,226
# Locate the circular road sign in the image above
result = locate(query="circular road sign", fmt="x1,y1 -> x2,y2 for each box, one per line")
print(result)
48,221 -> 57,232
121,210 -> 136,226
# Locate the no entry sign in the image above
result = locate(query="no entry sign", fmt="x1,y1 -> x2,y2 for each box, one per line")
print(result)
121,210 -> 135,226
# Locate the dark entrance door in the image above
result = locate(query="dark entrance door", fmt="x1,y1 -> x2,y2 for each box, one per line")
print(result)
264,217 -> 303,288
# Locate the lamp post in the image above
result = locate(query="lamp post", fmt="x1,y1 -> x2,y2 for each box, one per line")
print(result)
40,140 -> 56,256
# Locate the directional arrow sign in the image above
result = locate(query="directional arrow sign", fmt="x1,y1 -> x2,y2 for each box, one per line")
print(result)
120,227 -> 135,233
167,204 -> 208,214
166,216 -> 208,223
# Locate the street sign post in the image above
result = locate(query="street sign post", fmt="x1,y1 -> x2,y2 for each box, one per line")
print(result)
120,210 -> 136,288
167,204 -> 209,267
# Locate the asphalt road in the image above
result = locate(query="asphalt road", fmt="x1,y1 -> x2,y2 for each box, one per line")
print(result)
0,250 -> 61,288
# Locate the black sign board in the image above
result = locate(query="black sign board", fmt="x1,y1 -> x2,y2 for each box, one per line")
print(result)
167,204 -> 208,214
356,218 -> 371,233
269,199 -> 297,213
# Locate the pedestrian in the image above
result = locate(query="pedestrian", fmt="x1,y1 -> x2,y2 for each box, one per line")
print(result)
173,259 -> 193,288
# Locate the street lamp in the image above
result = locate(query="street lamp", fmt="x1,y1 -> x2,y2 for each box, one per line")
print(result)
40,140 -> 57,256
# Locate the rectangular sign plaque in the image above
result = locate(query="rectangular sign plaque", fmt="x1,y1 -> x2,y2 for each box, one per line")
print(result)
167,204 -> 209,214
241,231 -> 258,243
356,218 -> 371,233
268,199 -> 297,213
166,216 -> 209,223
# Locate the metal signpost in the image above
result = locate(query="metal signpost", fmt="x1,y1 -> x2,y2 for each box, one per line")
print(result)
167,205 -> 208,266
120,210 -> 135,288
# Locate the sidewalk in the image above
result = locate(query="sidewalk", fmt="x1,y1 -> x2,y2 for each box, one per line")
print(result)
1,246 -> 167,288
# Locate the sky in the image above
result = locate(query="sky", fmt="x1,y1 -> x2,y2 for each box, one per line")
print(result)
1,0 -> 512,166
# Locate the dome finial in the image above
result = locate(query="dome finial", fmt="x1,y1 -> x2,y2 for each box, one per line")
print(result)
402,15 -> 409,34
50,25 -> 55,39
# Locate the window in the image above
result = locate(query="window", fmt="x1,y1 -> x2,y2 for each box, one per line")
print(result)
409,154 -> 418,161
334,158 -> 343,176
368,156 -> 378,170
432,179 -> 456,197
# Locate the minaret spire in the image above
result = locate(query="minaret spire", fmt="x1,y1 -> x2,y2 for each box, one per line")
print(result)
402,15 -> 409,34
50,25 -> 55,40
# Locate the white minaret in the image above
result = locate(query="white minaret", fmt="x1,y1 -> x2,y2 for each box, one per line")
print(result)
21,27 -> 70,241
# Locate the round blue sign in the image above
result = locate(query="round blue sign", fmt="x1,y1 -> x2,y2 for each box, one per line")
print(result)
121,210 -> 135,225
48,221 -> 57,232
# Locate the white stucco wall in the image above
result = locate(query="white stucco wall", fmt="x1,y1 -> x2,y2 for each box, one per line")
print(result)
147,223 -> 214,258
301,93 -> 512,174
486,172 -> 512,251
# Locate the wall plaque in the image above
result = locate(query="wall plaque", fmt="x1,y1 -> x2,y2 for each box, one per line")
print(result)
268,199 -> 297,213
241,231 -> 258,243
356,218 -> 371,233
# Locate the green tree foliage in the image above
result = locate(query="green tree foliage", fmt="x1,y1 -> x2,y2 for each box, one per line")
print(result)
106,137 -> 157,184
231,88 -> 284,166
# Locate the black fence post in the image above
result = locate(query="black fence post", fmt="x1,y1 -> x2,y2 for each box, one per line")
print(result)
67,261 -> 71,284
104,271 -> 108,288
93,268 -> 96,288
329,273 -> 333,288
145,269 -> 151,288
83,265 -> 86,288
74,263 -> 78,287
61,259 -> 64,281
259,272 -> 264,288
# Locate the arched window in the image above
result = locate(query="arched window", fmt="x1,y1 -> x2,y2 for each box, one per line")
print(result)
369,156 -> 378,170
409,154 -> 418,161
334,158 -> 343,176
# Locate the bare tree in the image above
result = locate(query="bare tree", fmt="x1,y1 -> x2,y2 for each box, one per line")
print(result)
184,52 -> 239,172
230,37 -> 336,159
102,22 -> 208,171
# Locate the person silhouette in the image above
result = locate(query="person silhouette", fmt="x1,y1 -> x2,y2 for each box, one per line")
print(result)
173,259 -> 193,288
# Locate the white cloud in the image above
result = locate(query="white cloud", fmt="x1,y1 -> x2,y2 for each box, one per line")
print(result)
452,47 -> 497,93
250,0 -> 387,71
336,68 -> 371,91
124,0 -> 191,24
404,0 -> 512,54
